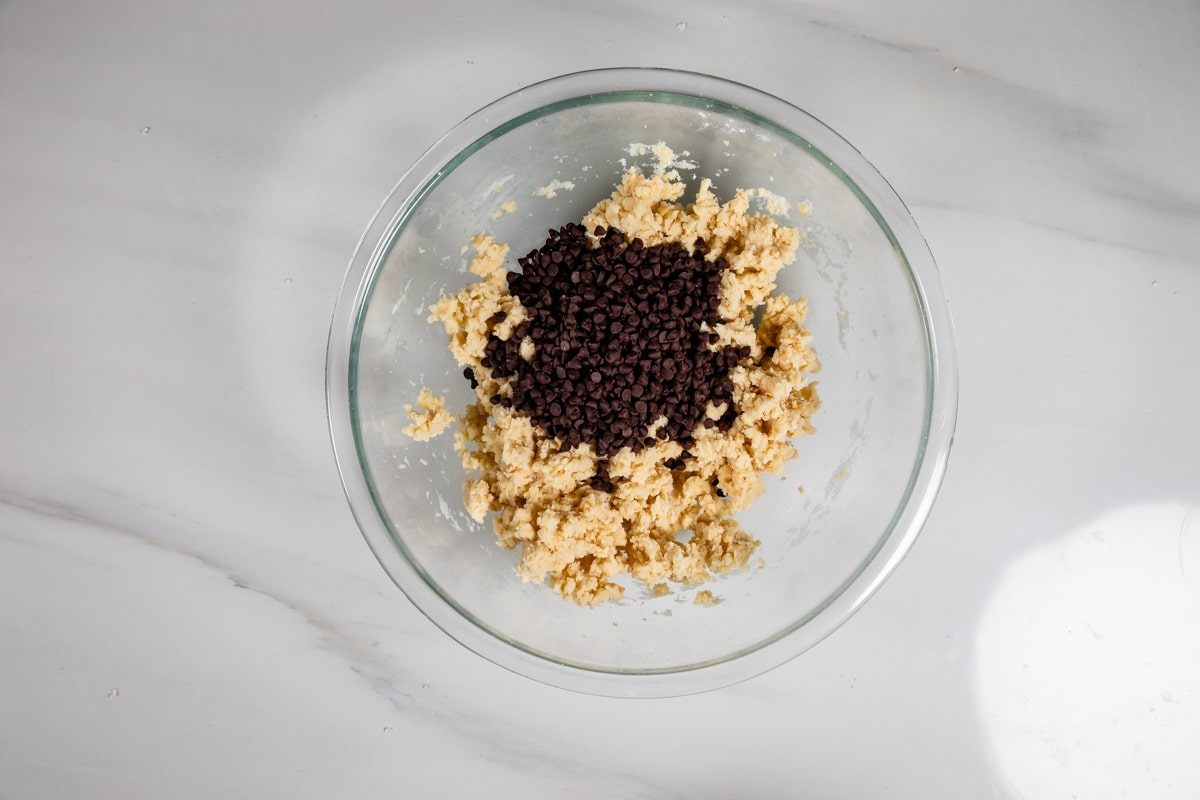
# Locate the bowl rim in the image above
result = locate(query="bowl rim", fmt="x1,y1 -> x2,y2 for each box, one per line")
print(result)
326,66 -> 958,698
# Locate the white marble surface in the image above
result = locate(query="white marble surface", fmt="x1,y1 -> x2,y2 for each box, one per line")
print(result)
2,0 -> 1198,796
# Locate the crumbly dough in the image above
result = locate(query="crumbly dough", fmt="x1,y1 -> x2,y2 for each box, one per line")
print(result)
693,590 -> 718,606
401,388 -> 454,441
490,200 -> 518,221
534,180 -> 575,198
752,188 -> 792,218
419,154 -> 820,605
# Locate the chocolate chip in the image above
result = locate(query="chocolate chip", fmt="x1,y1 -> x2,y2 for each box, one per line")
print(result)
469,223 -> 743,475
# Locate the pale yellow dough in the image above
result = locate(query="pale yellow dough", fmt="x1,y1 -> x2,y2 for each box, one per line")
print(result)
401,388 -> 454,442
418,157 -> 820,606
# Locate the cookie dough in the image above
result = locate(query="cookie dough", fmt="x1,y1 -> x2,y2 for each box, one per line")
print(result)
401,387 -> 454,442
419,153 -> 820,605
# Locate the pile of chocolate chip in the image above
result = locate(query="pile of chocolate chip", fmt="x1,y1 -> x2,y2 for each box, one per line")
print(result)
474,223 -> 747,467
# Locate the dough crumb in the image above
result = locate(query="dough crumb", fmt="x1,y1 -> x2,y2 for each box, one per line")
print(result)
401,388 -> 454,441
693,590 -> 718,606
627,141 -> 697,173
754,188 -> 792,217
490,200 -> 518,220
534,180 -> 575,199
796,484 -> 805,494
652,582 -> 671,597
797,199 -> 813,217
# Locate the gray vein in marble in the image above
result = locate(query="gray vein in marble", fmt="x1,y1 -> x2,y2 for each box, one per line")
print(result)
344,660 -> 672,799
807,17 -> 943,56
1093,166 -> 1200,221
799,11 -> 1120,151
796,10 -> 1200,266
912,200 -> 1194,266
960,75 -> 1113,149
0,492 -> 670,798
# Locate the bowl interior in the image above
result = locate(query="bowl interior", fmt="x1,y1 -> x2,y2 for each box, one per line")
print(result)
350,92 -> 931,676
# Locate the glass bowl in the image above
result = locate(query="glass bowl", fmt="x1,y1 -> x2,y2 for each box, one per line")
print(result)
326,68 -> 957,697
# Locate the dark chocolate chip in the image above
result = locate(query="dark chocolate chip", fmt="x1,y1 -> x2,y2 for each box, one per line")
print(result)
478,224 -> 743,465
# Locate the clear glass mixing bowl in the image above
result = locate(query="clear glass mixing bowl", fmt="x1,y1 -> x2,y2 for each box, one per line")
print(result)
327,68 -> 957,697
